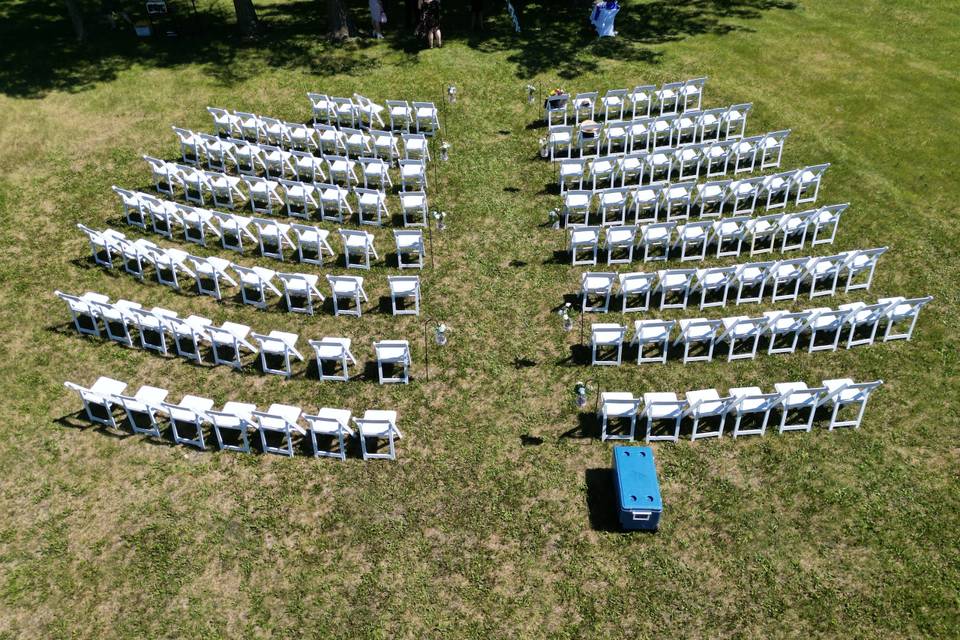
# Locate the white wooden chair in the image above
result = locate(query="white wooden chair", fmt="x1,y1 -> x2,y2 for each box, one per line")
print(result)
354,410 -> 402,460
643,392 -> 686,442
252,330 -> 304,377
207,321 -> 258,369
388,276 -> 421,315
162,395 -> 215,449
773,382 -> 826,433
655,268 -> 696,310
590,323 -> 626,366
309,337 -> 357,381
729,387 -> 778,438
394,230 -> 424,268
187,255 -> 236,300
598,392 -> 641,441
64,377 -> 127,428
821,379 -> 883,430
374,340 -> 411,384
168,314 -> 210,362
116,385 -> 169,437
762,310 -> 810,354
803,307 -> 846,352
675,318 -> 721,363
339,229 -> 379,269
569,225 -> 600,266
639,222 -> 674,261
691,266 -> 735,309
208,402 -> 258,453
685,389 -> 731,440
878,296 -> 933,341
618,272 -> 657,312
718,315 -> 767,361
56,290 -> 107,337
400,191 -> 428,227
304,408 -> 354,460
633,319 -> 675,364
277,272 -> 325,315
290,223 -> 334,265
327,275 -> 367,317
232,265 -> 281,309
581,272 -> 617,312
253,404 -> 305,457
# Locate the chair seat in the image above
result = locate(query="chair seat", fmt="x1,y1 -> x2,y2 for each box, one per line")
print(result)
566,194 -> 590,207
310,408 -> 353,434
592,329 -> 623,345
331,280 -> 362,295
686,389 -> 723,415
644,392 -> 682,418
635,323 -> 670,340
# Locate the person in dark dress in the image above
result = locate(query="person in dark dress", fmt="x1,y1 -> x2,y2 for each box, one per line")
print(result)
416,0 -> 441,48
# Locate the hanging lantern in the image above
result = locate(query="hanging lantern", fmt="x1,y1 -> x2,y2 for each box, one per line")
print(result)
447,85 -> 457,103
435,323 -> 448,346
526,84 -> 536,104
440,141 -> 450,161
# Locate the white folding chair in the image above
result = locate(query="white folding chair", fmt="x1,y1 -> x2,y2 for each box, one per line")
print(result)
399,159 -> 427,191
773,382 -> 826,433
838,302 -> 886,348
309,337 -> 357,381
234,111 -> 264,141
116,237 -> 158,280
639,221 -> 674,261
250,218 -> 297,262
355,188 -> 389,226
674,221 -> 713,261
878,296 -> 933,341
643,392 -> 686,442
548,125 -> 574,160
674,318 -> 721,363
339,229 -> 378,269
597,188 -> 630,226
619,272 -> 657,312
354,410 -> 402,460
804,254 -> 845,298
581,272 -> 617,313
573,91 -> 597,123
232,138 -> 267,176
143,155 -> 179,195
291,150 -> 326,183
696,107 -> 726,144
632,319 -> 675,364
729,388 -> 779,438
628,85 -> 655,119
116,385 -> 169,436
627,117 -> 652,153
762,310 -> 809,354
278,179 -> 319,219
187,255 -> 236,301
713,216 -> 749,258
655,268 -> 696,310
718,315 -> 767,361
386,99 -> 413,131
331,97 -> 357,127
168,315 -> 210,362
598,393 -> 640,441
207,107 -> 241,137
821,379 -> 883,430
545,94 -> 570,127
721,103 -> 752,139
359,157 -> 392,189
600,88 -> 629,120
412,101 -> 439,135
130,306 -> 177,355
759,129 -> 790,169
207,321 -> 257,369
842,247 -> 887,292
655,82 -> 683,116
388,276 -> 421,315
374,340 -> 411,384
342,127 -> 373,157
681,77 -> 706,111
231,265 -> 281,309
318,183 -> 353,222
212,212 -> 256,253
371,128 -> 400,163
253,404 -> 305,457
173,126 -> 203,164
400,191 -> 428,227
685,389 -> 731,440
804,307 -> 846,352
56,290 -> 107,337
177,164 -> 210,205
777,210 -> 813,252
732,135 -> 761,174
605,225 -> 637,264
112,186 -> 145,228
252,330 -> 304,378
728,176 -> 762,214
401,133 -> 430,161
569,225 -> 600,266
78,224 -> 125,268
590,323 -> 626,366
303,408 -> 354,460
632,184 -> 663,224
242,176 -> 289,214
179,204 -> 220,247
162,395 -> 215,449
201,134 -> 237,172
617,152 -> 646,187
674,144 -> 703,181
601,119 -> 629,155
745,213 -> 782,255
691,266 -> 735,309
307,93 -> 336,124
563,190 -> 593,226
327,275 -> 367,316
64,377 -> 128,428
811,203 -> 847,246
790,163 -> 830,205
277,272 -> 325,315
314,123 -> 347,155
290,223 -> 334,265
588,155 -> 618,190
769,257 -> 808,302
287,122 -> 319,152
91,300 -> 140,347
646,149 -> 673,183
208,402 -> 258,453
326,155 -> 359,186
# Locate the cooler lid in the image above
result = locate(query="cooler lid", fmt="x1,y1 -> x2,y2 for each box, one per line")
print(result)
613,446 -> 662,511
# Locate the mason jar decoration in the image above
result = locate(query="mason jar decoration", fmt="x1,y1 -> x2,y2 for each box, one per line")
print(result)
433,210 -> 447,232
548,208 -> 560,229
435,323 -> 448,346
526,84 -> 536,104
574,381 -> 588,409
440,141 -> 450,161
539,136 -> 549,158
558,302 -> 574,332
447,85 -> 457,103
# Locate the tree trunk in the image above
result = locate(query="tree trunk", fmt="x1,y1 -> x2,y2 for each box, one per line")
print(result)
327,0 -> 349,40
233,0 -> 259,36
64,0 -> 86,42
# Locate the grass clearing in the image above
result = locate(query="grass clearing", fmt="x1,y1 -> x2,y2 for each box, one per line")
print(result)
0,0 -> 958,637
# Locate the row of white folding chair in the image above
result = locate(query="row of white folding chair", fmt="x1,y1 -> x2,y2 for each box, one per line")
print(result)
567,206 -> 845,266
559,132 -> 789,192
579,250 -> 885,313
307,94 -> 440,134
145,156 -> 429,211
589,296 -> 933,366
77,227 -> 418,315
64,376 -> 401,459
597,378 -> 883,442
112,192 -> 427,264
545,78 -> 708,126
562,164 -> 831,228
546,104 -> 753,161
175,127 -> 428,172
89,212 -> 424,271
56,293 -> 417,383
118,184 -> 429,232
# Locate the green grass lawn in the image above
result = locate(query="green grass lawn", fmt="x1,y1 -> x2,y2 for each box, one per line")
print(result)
1,0 -> 958,637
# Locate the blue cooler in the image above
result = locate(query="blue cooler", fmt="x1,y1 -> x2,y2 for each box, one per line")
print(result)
613,446 -> 662,531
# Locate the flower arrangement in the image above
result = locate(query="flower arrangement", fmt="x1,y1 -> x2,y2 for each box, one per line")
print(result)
550,88 -> 566,97
573,380 -> 588,407
548,208 -> 560,229
558,302 -> 574,331
440,141 -> 451,161
447,85 -> 457,103
433,210 -> 447,231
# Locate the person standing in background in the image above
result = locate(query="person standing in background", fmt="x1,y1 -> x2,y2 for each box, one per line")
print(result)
369,0 -> 386,38
416,0 -> 441,48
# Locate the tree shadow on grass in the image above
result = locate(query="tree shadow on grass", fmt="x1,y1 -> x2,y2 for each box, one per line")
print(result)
0,0 -> 796,98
